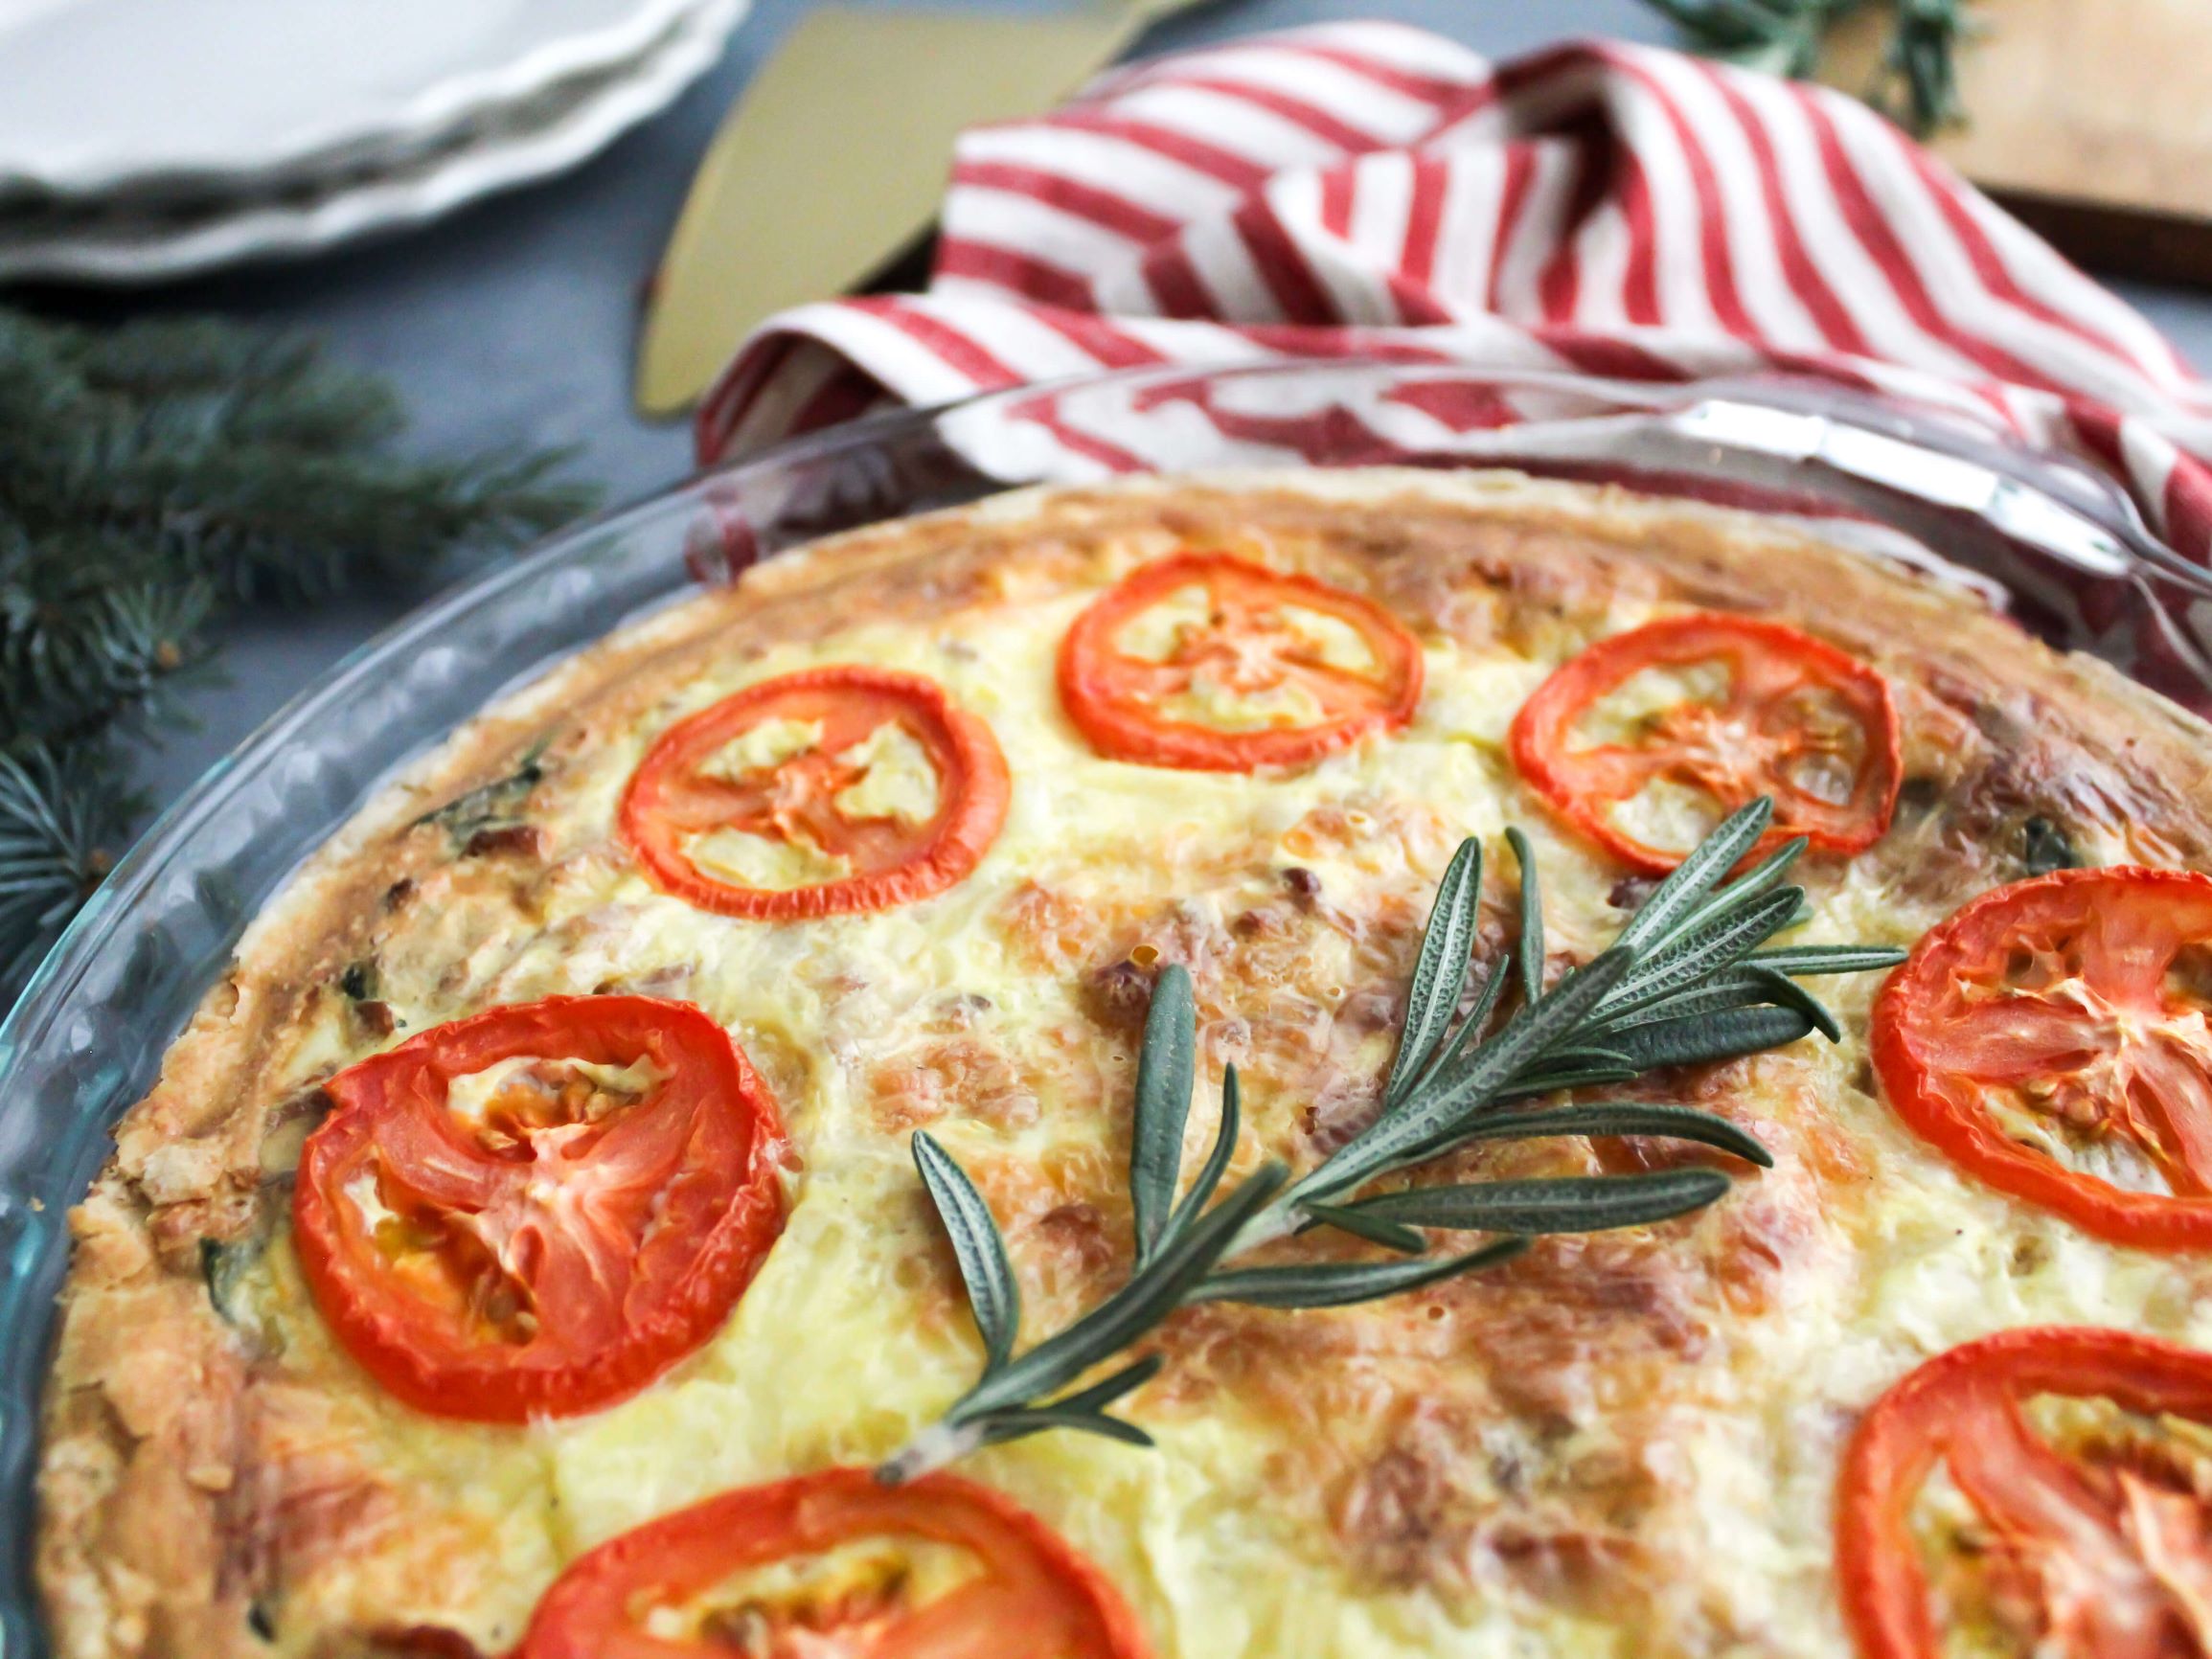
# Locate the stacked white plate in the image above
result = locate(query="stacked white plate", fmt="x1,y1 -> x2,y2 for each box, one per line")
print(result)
0,0 -> 748,283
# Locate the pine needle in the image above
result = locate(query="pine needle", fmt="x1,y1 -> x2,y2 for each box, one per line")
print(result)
0,741 -> 138,998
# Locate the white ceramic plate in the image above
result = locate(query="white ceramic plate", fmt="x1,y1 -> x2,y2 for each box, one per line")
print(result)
0,0 -> 745,283
0,0 -> 717,198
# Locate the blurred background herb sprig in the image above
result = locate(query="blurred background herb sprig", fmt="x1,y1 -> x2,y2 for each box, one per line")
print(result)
0,307 -> 595,996
1639,0 -> 1973,134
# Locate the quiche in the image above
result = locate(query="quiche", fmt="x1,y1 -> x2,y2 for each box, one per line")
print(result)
34,469 -> 2212,1659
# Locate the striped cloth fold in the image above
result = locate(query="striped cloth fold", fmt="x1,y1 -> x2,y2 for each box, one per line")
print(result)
696,25 -> 2212,560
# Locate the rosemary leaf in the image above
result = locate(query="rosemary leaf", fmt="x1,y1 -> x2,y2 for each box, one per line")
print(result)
912,1132 -> 1020,1374
1405,956 -> 1513,1100
1301,1202 -> 1428,1255
1743,943 -> 1907,977
1464,958 -> 1513,1042
953,1162 -> 1288,1423
1492,1050 -> 1641,1103
1615,797 -> 1774,955
1747,967 -> 1842,1042
1449,1102 -> 1773,1168
1190,1237 -> 1531,1309
1158,1064 -> 1242,1253
1305,946 -> 1638,1203
974,1355 -> 1167,1450
1608,1006 -> 1816,1071
1512,1043 -> 1633,1076
1043,1352 -> 1165,1417
1601,887 -> 1805,1022
1382,836 -> 1482,1108
1491,1064 -> 1640,1104
1129,964 -> 1198,1265
1666,834 -> 1806,943
1343,1169 -> 1734,1236
1597,965 -> 1840,1043
979,1409 -> 1155,1450
1506,826 -> 1544,1006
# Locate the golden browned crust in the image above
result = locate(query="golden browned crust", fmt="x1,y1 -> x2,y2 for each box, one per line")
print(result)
35,468 -> 2212,1659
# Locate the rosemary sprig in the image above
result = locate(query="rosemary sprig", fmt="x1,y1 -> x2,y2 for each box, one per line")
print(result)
879,799 -> 1904,1484
1640,0 -> 1973,136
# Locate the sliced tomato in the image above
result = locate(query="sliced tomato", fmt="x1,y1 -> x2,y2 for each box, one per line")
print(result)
1873,867 -> 2212,1249
1057,553 -> 1424,771
292,996 -> 787,1421
621,666 -> 1010,920
1839,1327 -> 2212,1659
513,1467 -> 1152,1659
1508,612 -> 1901,872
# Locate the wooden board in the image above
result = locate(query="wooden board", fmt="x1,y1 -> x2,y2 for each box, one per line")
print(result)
1819,0 -> 2212,284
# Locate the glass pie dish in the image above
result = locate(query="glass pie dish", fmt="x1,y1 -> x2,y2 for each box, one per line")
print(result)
2,357 -> 2207,1654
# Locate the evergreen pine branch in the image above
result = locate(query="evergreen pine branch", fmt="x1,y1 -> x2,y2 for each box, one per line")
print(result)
0,740 -> 140,998
0,305 -> 597,997
0,576 -> 215,748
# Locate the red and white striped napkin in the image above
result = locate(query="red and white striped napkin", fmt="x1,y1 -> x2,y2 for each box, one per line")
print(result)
697,25 -> 2212,561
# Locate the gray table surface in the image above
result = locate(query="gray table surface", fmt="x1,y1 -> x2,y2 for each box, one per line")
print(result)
18,0 -> 2212,812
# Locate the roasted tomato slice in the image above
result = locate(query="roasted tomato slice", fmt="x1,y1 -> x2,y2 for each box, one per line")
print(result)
1839,1327 -> 2212,1659
1056,552 -> 1424,771
1508,612 -> 1901,872
1874,867 -> 2212,1249
513,1467 -> 1152,1659
292,996 -> 787,1421
621,666 -> 1010,920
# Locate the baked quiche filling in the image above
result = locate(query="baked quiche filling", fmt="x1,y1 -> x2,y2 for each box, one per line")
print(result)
35,472 -> 2212,1659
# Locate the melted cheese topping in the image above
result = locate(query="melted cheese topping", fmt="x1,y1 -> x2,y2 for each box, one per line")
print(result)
1567,661 -> 1734,749
832,720 -> 942,826
703,716 -> 827,778
189,499 -> 2212,1659
1116,582 -> 1387,731
681,715 -> 943,888
687,826 -> 852,889
442,1055 -> 665,1134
